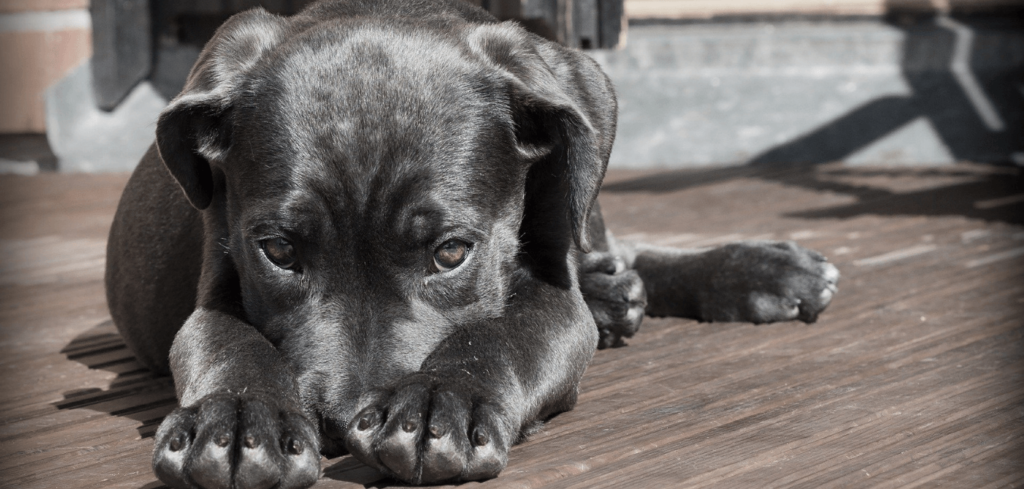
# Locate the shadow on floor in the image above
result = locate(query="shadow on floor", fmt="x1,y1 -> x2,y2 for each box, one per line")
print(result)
784,167 -> 1024,223
747,12 -> 1023,168
54,320 -> 176,440
603,165 -> 1024,226
55,320 -> 395,487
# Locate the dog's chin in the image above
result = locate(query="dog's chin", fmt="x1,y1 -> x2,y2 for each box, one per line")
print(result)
319,434 -> 349,459
319,415 -> 351,458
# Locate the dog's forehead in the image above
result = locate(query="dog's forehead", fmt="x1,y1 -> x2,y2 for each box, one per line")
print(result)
263,24 -> 497,165
246,25 -> 508,186
232,23 -> 520,230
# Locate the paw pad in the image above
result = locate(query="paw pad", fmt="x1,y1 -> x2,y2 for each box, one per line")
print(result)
344,379 -> 508,484
152,395 -> 320,489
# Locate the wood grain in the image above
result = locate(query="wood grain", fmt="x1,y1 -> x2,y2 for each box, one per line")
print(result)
0,163 -> 1021,488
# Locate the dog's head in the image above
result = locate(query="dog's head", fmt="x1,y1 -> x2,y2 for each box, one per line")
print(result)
155,8 -> 615,450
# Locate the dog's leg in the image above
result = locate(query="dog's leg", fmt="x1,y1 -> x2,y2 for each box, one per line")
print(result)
344,280 -> 597,484
578,202 -> 839,340
106,147 -> 203,375
612,237 -> 840,324
151,308 -> 321,489
577,201 -> 647,348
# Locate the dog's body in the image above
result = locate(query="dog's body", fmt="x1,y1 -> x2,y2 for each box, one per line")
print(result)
105,1 -> 839,487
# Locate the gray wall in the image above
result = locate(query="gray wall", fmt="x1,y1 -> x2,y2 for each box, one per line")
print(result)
590,16 -> 1024,169
42,15 -> 1024,172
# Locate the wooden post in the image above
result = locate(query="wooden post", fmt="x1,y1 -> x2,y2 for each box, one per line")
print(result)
598,0 -> 625,48
505,0 -> 624,49
574,0 -> 598,49
90,0 -> 152,111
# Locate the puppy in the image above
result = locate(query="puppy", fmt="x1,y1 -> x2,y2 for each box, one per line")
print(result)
104,0 -> 839,487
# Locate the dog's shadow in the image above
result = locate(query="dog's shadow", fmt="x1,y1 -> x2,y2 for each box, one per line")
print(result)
55,320 -> 177,439
57,320 -> 403,488
55,321 -> 178,488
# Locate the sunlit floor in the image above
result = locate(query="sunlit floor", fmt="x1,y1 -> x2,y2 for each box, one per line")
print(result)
1,162 -> 1022,488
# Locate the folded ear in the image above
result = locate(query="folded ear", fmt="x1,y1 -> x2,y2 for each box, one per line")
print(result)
155,8 -> 289,210
468,22 -> 617,257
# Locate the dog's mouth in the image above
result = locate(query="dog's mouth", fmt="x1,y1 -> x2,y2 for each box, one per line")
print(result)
320,436 -> 348,458
318,414 -> 352,458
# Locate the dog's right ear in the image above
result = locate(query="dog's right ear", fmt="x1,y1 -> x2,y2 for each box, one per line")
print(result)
155,9 -> 289,210
467,22 -> 617,285
467,22 -> 617,250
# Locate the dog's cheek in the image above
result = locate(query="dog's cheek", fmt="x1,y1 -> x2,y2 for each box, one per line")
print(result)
236,254 -> 311,328
471,216 -> 520,314
417,239 -> 510,314
419,265 -> 482,310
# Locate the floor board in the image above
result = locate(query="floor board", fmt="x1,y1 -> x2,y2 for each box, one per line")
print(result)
1,163 -> 1021,488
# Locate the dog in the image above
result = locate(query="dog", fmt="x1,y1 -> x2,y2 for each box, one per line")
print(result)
104,0 -> 840,487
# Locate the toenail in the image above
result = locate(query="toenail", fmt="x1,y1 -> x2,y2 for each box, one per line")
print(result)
473,428 -> 489,447
216,434 -> 231,447
357,412 -> 375,430
403,419 -> 418,432
286,438 -> 304,455
429,425 -> 442,438
244,435 -> 256,448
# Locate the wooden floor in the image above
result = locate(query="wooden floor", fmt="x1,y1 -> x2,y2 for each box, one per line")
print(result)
1,163 -> 1022,488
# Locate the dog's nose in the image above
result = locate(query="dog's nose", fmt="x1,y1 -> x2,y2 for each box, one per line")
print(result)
322,415 -> 348,441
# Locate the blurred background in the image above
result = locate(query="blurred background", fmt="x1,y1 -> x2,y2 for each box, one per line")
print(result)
0,0 -> 1021,173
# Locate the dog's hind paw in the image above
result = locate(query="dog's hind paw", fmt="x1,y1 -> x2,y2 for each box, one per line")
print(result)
579,252 -> 647,348
152,393 -> 320,489
344,373 -> 511,484
694,240 -> 839,324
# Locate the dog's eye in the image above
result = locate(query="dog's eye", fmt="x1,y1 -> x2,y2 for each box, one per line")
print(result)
433,239 -> 470,272
261,237 -> 298,270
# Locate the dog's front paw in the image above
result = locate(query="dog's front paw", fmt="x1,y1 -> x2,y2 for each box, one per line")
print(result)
699,241 -> 839,324
152,393 -> 320,489
345,373 -> 511,484
580,252 -> 647,348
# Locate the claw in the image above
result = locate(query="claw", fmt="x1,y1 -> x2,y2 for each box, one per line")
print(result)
357,410 -> 379,431
819,287 -> 835,303
472,428 -> 490,447
286,438 -> 304,455
152,397 -> 319,489
822,262 -> 840,283
612,256 -> 626,274
347,380 -> 511,485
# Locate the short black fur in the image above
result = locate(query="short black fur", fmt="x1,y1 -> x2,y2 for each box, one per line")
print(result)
105,1 -> 840,487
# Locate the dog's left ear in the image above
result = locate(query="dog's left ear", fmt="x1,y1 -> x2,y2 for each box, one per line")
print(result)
156,9 -> 290,210
468,22 -> 617,255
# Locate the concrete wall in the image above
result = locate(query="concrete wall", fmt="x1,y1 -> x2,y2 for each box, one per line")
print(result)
589,16 -> 1024,168
25,5 -> 1024,171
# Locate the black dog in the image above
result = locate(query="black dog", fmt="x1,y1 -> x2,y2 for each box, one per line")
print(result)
105,0 -> 839,487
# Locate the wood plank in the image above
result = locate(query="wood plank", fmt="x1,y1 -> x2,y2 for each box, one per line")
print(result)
0,164 -> 1021,488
